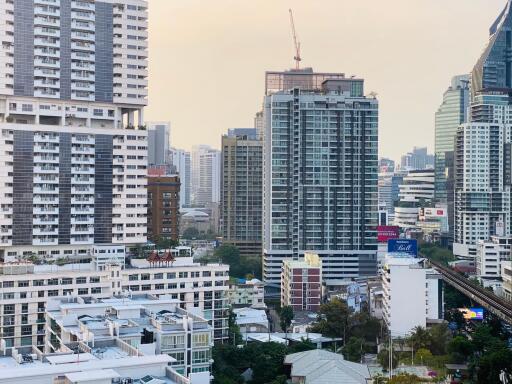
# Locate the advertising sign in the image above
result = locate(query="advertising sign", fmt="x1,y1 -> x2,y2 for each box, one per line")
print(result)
377,226 -> 400,243
462,308 -> 484,320
423,208 -> 446,217
387,239 -> 418,256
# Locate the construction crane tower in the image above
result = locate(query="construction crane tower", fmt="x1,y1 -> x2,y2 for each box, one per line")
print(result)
289,9 -> 302,70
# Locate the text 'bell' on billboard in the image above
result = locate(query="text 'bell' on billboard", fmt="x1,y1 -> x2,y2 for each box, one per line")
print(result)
387,239 -> 418,256
378,226 -> 400,243
461,308 -> 484,321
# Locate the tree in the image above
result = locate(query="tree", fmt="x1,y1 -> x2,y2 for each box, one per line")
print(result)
447,336 -> 474,364
429,324 -> 451,355
309,298 -> 352,339
475,347 -> 512,384
342,337 -> 366,362
378,348 -> 399,371
348,311 -> 382,342
288,339 -> 316,354
280,306 -> 294,334
182,227 -> 199,239
414,348 -> 433,366
389,373 -> 426,383
409,326 -> 431,351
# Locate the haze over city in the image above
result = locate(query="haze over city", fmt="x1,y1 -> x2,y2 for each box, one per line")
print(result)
147,0 -> 505,160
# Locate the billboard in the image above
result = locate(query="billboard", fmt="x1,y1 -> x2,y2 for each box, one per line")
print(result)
378,226 -> 400,243
461,308 -> 484,320
423,208 -> 446,217
387,239 -> 418,256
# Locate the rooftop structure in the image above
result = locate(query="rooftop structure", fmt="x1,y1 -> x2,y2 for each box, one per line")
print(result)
45,296 -> 213,377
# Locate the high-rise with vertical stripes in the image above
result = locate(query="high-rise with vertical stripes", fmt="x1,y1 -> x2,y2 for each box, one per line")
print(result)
262,69 -> 379,286
0,0 -> 148,260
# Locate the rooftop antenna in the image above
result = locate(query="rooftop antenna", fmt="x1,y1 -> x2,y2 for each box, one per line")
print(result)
289,9 -> 301,69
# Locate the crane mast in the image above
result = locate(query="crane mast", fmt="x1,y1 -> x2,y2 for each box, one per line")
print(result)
289,9 -> 301,70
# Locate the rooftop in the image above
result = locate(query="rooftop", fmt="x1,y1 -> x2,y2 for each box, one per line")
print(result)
284,349 -> 371,384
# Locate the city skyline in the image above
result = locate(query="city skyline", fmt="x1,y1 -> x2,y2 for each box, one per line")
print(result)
146,0 -> 505,161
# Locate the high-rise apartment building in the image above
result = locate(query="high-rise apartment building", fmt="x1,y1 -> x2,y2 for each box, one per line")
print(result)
191,145 -> 221,206
221,128 -> 263,257
170,147 -> 191,208
147,175 -> 180,242
147,121 -> 170,166
0,0 -> 149,260
454,1 -> 512,258
262,69 -> 379,286
434,75 -> 469,202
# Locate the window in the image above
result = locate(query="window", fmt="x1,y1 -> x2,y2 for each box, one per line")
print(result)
61,278 -> 72,285
141,274 -> 150,281
141,284 -> 151,291
48,290 -> 58,297
154,273 -> 163,280
77,288 -> 88,295
90,277 -> 100,283
2,281 -> 13,288
21,325 -> 32,336
193,333 -> 210,348
91,287 -> 101,294
169,352 -> 185,365
178,272 -> 188,279
167,273 -> 175,279
161,335 -> 185,350
192,350 -> 210,364
129,274 -> 139,281
76,277 -> 87,284
17,280 -> 29,288
167,283 -> 177,289
155,284 -> 164,290
3,304 -> 14,314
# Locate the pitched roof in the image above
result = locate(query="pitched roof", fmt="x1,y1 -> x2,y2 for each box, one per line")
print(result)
285,350 -> 371,384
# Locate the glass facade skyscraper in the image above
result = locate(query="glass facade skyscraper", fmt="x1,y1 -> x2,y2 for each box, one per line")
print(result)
262,70 -> 379,286
454,1 -> 512,258
434,75 -> 469,203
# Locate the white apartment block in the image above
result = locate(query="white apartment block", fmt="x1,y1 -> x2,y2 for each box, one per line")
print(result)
46,296 -> 213,377
454,100 -> 512,258
476,236 -> 512,280
0,351 -> 205,384
0,0 -> 149,260
397,169 -> 435,203
0,257 -> 230,352
227,278 -> 266,309
382,255 -> 443,336
170,147 -> 191,208
191,145 -> 220,206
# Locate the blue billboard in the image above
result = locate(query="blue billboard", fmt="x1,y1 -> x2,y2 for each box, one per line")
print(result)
464,308 -> 484,321
387,239 -> 418,256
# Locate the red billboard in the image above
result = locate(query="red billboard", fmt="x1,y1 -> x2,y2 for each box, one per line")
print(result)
378,225 -> 400,243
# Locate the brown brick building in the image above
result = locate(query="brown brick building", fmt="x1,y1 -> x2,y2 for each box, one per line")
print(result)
147,176 -> 180,242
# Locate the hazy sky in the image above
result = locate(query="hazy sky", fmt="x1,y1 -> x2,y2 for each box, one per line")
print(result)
146,0 -> 506,161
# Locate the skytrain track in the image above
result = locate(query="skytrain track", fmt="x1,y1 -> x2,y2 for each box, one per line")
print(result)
427,259 -> 512,324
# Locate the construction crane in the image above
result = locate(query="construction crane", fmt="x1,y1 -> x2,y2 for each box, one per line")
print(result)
289,9 -> 301,70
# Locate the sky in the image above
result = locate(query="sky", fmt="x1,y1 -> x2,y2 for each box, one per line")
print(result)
146,0 -> 507,161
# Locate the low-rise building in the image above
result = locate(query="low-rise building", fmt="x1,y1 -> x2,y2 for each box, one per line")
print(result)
227,278 -> 266,309
233,307 -> 269,333
281,254 -> 322,312
284,349 -> 372,384
0,341 -> 208,384
0,256 -> 229,351
382,255 -> 443,336
476,236 -> 512,280
502,261 -> 512,301
45,296 -> 212,377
